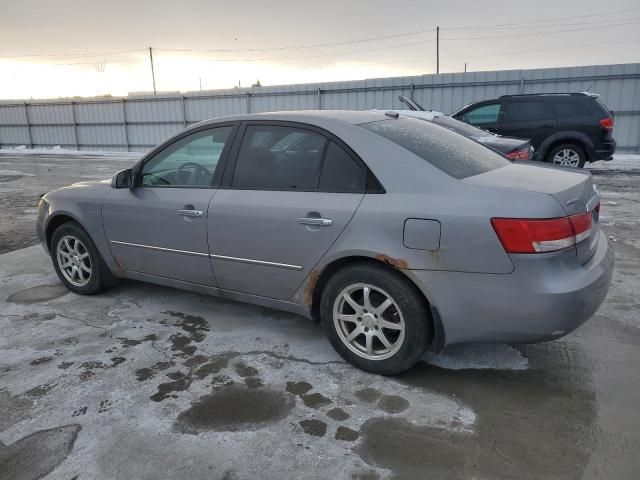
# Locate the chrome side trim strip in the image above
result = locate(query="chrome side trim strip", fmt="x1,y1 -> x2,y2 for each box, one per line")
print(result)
210,254 -> 303,271
110,240 -> 209,258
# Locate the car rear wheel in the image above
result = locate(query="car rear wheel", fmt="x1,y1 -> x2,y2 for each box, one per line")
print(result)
547,144 -> 586,168
320,262 -> 431,375
51,222 -> 109,295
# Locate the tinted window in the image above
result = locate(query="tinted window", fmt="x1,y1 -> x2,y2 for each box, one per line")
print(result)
465,103 -> 500,125
318,141 -> 365,192
551,99 -> 593,119
362,118 -> 509,179
505,101 -> 552,122
232,125 -> 326,190
141,126 -> 232,186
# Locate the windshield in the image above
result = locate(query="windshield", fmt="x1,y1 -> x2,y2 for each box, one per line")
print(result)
362,118 -> 509,179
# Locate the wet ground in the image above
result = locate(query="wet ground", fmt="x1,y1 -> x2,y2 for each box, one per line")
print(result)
0,152 -> 639,479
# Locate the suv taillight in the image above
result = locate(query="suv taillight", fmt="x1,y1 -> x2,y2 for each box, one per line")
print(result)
491,212 -> 592,254
505,147 -> 530,161
599,117 -> 614,131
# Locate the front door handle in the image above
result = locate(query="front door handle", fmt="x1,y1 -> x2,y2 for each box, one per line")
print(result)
298,217 -> 333,226
178,209 -> 203,218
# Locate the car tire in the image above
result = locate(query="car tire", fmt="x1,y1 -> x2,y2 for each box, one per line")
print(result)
320,262 -> 431,375
50,222 -> 110,295
547,143 -> 586,168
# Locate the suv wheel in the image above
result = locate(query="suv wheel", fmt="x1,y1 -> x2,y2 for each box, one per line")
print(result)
51,222 -> 110,295
547,144 -> 586,168
320,262 -> 431,375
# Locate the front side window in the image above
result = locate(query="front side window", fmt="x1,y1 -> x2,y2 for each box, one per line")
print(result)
232,125 -> 326,190
362,118 -> 509,179
504,101 -> 553,122
141,126 -> 232,187
464,103 -> 500,126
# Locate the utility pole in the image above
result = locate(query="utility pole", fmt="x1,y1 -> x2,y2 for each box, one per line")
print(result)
149,46 -> 157,95
464,62 -> 467,73
436,26 -> 440,74
199,76 -> 202,91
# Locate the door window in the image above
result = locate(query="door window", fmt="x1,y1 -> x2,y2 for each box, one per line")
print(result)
232,125 -> 327,190
318,141 -> 365,192
141,126 -> 232,187
504,101 -> 553,122
464,103 -> 500,126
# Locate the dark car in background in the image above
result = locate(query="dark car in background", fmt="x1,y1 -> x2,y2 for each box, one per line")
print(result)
394,96 -> 533,160
451,92 -> 616,168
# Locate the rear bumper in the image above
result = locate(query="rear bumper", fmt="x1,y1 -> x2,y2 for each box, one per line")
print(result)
406,229 -> 614,345
592,139 -> 616,161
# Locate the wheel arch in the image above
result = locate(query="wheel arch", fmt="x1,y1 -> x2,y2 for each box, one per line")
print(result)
45,212 -> 83,252
307,255 -> 443,350
538,132 -> 594,162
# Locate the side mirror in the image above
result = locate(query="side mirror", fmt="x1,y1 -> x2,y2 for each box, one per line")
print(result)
111,169 -> 133,189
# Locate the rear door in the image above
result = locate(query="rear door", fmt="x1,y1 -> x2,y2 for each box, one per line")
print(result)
208,122 -> 366,299
499,99 -> 556,150
102,124 -> 237,285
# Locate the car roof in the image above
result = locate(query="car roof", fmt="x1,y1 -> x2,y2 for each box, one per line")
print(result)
194,110 -> 388,127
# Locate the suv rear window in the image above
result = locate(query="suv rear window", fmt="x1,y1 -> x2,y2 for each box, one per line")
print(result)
362,118 -> 509,179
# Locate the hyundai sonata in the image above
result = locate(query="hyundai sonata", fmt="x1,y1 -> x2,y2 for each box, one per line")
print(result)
37,110 -> 613,374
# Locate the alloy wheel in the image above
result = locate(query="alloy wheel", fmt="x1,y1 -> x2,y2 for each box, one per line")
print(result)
552,148 -> 580,167
56,235 -> 92,287
333,283 -> 405,361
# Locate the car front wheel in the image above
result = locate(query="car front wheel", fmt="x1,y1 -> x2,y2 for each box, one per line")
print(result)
320,263 -> 431,375
51,222 -> 109,295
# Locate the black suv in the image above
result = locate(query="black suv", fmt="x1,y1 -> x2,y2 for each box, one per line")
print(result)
451,92 -> 616,168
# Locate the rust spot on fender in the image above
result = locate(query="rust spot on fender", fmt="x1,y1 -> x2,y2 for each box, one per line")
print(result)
304,270 -> 321,306
375,254 -> 409,270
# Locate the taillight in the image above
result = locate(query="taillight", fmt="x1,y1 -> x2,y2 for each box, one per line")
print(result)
599,117 -> 614,131
505,147 -> 530,161
491,212 -> 592,254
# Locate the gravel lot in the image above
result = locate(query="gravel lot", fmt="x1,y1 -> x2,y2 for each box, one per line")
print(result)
0,151 -> 639,479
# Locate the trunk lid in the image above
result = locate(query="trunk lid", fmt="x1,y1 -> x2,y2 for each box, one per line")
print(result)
466,162 -> 601,263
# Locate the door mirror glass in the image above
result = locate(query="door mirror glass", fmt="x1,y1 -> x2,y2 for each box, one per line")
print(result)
111,169 -> 132,189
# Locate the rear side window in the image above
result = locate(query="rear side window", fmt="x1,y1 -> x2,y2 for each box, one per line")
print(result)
231,124 -> 365,192
504,101 -> 553,122
362,118 -> 509,179
432,116 -> 489,138
551,99 -> 593,119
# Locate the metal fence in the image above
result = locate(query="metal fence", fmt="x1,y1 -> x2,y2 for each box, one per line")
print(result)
1,63 -> 639,153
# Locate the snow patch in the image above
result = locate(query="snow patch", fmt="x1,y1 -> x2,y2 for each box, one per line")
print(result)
587,154 -> 640,172
0,146 -> 141,159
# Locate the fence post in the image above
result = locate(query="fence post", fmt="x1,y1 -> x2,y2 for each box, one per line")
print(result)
121,100 -> 130,152
410,83 -> 415,101
24,102 -> 33,148
316,88 -> 322,110
519,78 -> 525,94
70,102 -> 79,150
245,93 -> 251,114
181,96 -> 187,127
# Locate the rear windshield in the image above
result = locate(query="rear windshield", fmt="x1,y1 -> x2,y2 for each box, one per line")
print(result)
362,118 -> 509,179
431,115 -> 490,138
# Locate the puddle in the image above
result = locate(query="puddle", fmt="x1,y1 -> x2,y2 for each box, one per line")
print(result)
174,385 -> 295,434
376,395 -> 409,414
0,424 -> 81,480
299,419 -> 327,437
7,285 -> 68,304
354,387 -> 382,403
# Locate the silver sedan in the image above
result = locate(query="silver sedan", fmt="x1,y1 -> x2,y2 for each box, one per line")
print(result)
37,110 -> 614,374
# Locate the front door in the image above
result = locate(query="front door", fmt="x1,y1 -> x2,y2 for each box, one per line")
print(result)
102,124 -> 236,286
208,122 -> 366,299
457,101 -> 502,133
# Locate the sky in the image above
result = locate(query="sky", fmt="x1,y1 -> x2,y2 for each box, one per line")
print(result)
0,0 -> 639,99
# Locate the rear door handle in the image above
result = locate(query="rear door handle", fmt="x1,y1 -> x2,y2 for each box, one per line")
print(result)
298,217 -> 333,226
178,209 -> 203,217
